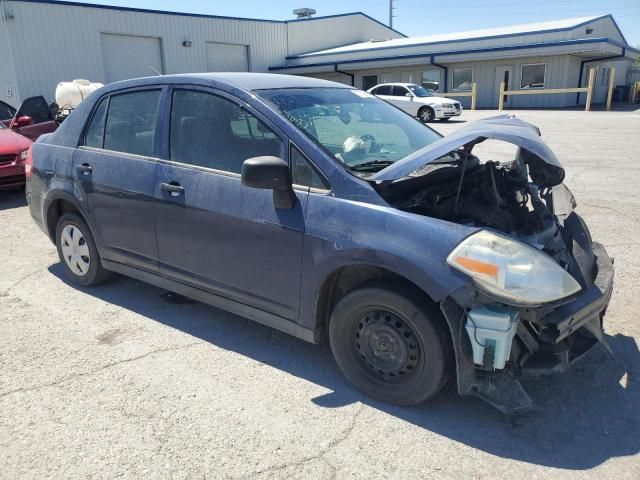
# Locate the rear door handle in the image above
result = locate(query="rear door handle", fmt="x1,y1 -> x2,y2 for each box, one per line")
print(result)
76,163 -> 92,176
160,182 -> 185,197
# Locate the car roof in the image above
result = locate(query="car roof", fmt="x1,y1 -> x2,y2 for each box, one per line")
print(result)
373,83 -> 417,87
103,72 -> 353,92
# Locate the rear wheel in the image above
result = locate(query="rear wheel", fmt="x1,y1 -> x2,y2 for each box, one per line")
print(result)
418,106 -> 435,123
329,282 -> 452,406
55,213 -> 111,287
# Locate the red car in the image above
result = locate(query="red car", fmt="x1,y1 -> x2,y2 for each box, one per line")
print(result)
0,96 -> 58,142
0,121 -> 32,190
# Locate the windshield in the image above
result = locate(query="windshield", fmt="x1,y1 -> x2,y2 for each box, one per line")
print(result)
406,85 -> 433,97
257,88 -> 441,174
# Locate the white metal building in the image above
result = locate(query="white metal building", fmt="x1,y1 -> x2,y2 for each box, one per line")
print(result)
273,15 -> 640,108
0,0 -> 402,105
1,0 -> 638,109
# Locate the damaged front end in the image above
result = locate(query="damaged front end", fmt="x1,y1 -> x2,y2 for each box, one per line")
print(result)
371,115 -> 615,414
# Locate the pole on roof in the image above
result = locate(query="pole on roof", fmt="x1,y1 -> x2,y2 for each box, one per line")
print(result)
389,0 -> 396,29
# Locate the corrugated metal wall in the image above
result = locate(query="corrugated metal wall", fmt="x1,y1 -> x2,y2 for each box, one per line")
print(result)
6,1 -> 288,102
0,0 -> 20,107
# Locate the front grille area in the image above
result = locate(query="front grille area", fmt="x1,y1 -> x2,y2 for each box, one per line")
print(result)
0,174 -> 25,186
0,154 -> 16,165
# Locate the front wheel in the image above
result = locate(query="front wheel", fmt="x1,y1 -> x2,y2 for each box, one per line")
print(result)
329,282 -> 453,406
418,106 -> 435,123
55,213 -> 112,287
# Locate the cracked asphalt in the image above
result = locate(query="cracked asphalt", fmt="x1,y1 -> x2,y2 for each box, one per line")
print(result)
1,108 -> 639,479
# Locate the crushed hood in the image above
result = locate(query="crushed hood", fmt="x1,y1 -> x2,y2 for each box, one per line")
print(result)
370,115 -> 565,187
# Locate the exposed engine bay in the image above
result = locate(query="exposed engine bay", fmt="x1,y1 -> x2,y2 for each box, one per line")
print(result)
376,146 -> 575,270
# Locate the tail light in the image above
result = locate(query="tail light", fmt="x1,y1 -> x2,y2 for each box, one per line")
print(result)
23,147 -> 33,178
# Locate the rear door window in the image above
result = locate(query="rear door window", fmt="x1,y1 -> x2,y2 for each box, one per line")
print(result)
103,90 -> 161,157
374,85 -> 391,96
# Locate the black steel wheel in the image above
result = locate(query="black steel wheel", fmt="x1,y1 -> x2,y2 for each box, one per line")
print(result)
355,309 -> 421,380
329,281 -> 453,406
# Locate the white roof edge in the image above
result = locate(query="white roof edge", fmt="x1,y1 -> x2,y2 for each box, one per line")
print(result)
295,15 -> 604,58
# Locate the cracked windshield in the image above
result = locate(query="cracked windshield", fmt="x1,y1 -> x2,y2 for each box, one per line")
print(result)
258,88 -> 441,174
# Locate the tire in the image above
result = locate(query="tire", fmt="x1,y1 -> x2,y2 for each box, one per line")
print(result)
55,213 -> 111,287
329,281 -> 453,406
418,106 -> 435,123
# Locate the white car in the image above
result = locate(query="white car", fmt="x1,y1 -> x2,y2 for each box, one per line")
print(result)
367,83 -> 462,122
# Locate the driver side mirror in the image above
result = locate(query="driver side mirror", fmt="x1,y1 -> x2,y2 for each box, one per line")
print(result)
11,116 -> 33,129
241,156 -> 296,209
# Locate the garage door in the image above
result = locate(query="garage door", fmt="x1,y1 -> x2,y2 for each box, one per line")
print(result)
101,33 -> 164,83
206,42 -> 249,72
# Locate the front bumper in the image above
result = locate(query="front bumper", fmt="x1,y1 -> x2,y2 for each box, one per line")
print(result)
0,163 -> 26,189
434,106 -> 463,119
441,242 -> 614,414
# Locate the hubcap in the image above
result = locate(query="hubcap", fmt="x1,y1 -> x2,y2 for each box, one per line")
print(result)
355,310 -> 420,379
60,224 -> 91,276
420,109 -> 432,122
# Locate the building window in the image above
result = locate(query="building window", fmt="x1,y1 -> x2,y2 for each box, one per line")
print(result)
586,27 -> 594,34
421,70 -> 440,92
452,68 -> 472,91
362,75 -> 378,91
521,64 -> 546,89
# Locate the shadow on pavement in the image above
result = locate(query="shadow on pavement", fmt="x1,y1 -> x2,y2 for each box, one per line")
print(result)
49,263 -> 639,470
0,189 -> 27,211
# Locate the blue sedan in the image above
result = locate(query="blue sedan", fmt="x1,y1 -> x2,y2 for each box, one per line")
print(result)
25,73 -> 613,413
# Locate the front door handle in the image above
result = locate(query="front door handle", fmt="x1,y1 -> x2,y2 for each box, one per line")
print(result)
160,182 -> 185,197
76,163 -> 92,176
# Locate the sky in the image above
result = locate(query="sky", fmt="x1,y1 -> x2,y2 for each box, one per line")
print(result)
64,0 -> 640,46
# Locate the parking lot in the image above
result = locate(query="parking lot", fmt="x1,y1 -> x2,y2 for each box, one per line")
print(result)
1,108 -> 639,479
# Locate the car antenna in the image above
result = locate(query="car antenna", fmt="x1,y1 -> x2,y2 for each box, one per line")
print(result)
149,67 -> 162,76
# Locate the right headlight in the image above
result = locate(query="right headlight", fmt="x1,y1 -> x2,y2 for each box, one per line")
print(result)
446,230 -> 581,305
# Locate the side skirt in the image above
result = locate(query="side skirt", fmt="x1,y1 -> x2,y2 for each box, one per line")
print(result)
102,259 -> 318,344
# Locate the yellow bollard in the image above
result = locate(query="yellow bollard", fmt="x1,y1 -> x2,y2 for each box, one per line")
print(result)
585,68 -> 595,112
471,82 -> 477,111
606,67 -> 616,111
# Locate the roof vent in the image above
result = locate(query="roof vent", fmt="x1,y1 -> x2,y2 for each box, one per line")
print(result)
293,8 -> 316,19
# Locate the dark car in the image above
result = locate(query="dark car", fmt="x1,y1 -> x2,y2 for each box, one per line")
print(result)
26,73 -> 614,413
0,96 -> 59,142
0,121 -> 32,190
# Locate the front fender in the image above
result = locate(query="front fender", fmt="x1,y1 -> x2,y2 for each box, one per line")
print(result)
298,194 -> 478,331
